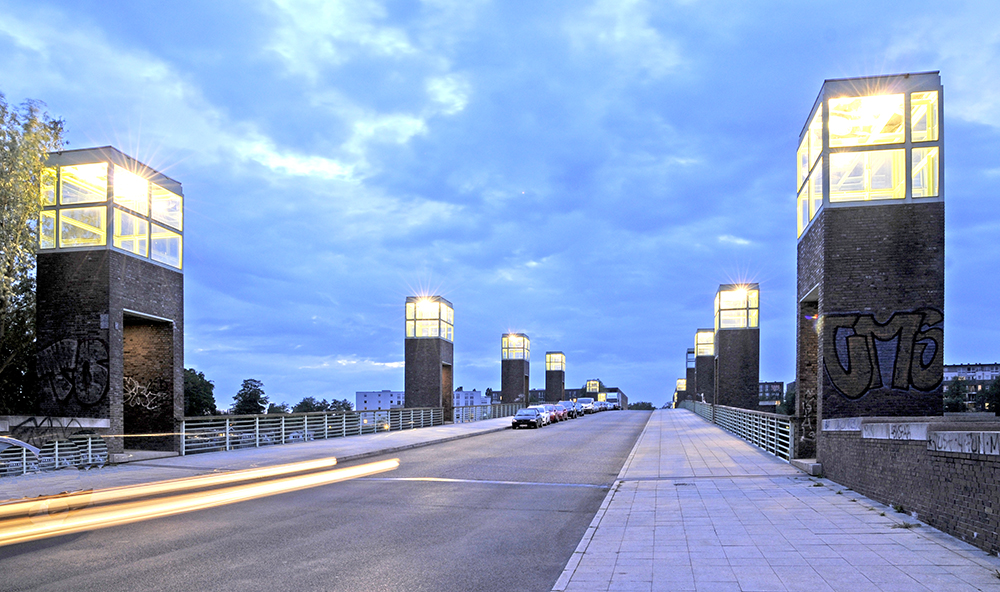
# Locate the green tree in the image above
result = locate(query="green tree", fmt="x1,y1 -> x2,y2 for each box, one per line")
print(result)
943,379 -> 967,413
628,401 -> 655,410
0,94 -> 64,415
985,378 -> 1000,416
328,398 -> 353,413
183,368 -> 217,416
292,396 -> 328,413
777,383 -> 796,416
267,402 -> 289,414
232,379 -> 268,415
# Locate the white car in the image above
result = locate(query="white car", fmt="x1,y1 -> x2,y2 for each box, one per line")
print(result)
527,405 -> 553,425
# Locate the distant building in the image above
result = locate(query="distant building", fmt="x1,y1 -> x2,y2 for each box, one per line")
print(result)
356,390 -> 404,411
453,388 -> 490,407
943,364 -> 999,410
758,381 -> 784,409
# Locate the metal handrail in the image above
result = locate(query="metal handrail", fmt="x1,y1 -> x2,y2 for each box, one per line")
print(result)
181,407 -> 444,456
678,400 -> 793,461
452,403 -> 522,423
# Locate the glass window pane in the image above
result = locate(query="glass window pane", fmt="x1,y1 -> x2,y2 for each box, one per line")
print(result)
444,324 -> 453,342
114,208 -> 149,256
829,94 -> 904,147
912,147 -> 939,198
749,309 -> 759,328
416,319 -> 439,337
808,106 -> 823,166
151,223 -> 182,269
60,163 -> 108,205
719,289 -> 747,309
810,167 -> 823,220
406,320 -> 415,337
151,183 -> 183,230
720,310 -> 747,329
60,206 -> 107,247
797,138 -> 809,191
748,289 -> 759,310
830,149 -> 904,202
39,210 -> 55,249
41,167 -> 56,206
405,302 -> 415,321
415,300 -> 439,320
797,187 -> 809,237
114,166 -> 149,215
911,91 -> 939,142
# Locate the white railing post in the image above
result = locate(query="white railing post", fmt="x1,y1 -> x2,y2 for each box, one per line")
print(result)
225,418 -> 231,451
255,416 -> 260,447
180,421 -> 186,456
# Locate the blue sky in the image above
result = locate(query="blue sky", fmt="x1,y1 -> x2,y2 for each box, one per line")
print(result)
2,1 -> 999,409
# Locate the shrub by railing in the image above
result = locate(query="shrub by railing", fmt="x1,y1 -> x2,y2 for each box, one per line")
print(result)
181,407 -> 444,455
678,400 -> 794,461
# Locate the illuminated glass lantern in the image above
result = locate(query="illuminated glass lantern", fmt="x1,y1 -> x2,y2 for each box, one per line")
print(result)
405,296 -> 454,341
40,147 -> 183,269
35,146 -> 185,459
404,296 -> 454,417
796,73 -> 944,455
586,380 -> 601,394
797,73 -> 943,238
501,333 -> 530,404
693,329 -> 715,403
677,378 -> 687,392
714,284 -> 759,332
545,351 -> 566,402
713,283 -> 760,410
681,348 -> 695,403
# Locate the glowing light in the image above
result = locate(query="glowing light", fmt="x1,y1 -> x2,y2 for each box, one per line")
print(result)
0,458 -> 398,547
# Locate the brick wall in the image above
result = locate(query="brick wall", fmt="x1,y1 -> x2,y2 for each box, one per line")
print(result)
405,338 -> 454,421
715,328 -> 759,410
695,356 -> 715,403
501,359 -> 529,404
821,427 -> 1000,556
545,369 -> 565,402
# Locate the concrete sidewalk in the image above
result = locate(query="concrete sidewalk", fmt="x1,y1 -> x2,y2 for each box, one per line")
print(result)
0,417 -> 511,502
554,409 -> 1000,592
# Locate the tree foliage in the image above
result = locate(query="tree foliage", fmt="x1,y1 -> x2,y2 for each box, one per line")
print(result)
183,368 -> 217,416
267,402 -> 290,414
628,401 -> 655,410
987,378 -> 1000,416
291,396 -> 353,413
0,94 -> 64,415
232,379 -> 268,415
776,383 -> 796,416
943,379 -> 967,413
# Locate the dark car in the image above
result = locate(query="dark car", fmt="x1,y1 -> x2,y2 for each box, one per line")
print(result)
512,408 -> 544,429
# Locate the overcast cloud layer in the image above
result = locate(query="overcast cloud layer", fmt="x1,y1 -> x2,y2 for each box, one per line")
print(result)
2,1 -> 999,409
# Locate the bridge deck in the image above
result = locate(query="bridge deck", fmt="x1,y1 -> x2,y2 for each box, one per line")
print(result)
554,408 -> 1000,592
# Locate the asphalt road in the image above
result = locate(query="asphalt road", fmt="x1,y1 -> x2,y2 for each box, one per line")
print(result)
0,410 -> 651,592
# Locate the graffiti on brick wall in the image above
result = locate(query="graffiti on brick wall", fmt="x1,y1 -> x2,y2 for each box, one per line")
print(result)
824,308 -> 943,400
37,338 -> 110,407
123,376 -> 169,410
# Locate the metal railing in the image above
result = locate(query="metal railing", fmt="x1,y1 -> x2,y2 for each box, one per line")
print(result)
452,403 -> 522,423
0,434 -> 107,477
181,407 -> 444,455
679,400 -> 793,461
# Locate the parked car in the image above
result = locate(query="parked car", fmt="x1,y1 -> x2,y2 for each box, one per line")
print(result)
512,408 -> 544,429
578,397 -> 595,413
552,404 -> 569,421
527,405 -> 552,425
559,402 -> 577,419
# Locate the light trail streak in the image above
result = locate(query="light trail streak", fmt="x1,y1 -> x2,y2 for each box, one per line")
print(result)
0,456 -> 341,521
0,459 -> 399,547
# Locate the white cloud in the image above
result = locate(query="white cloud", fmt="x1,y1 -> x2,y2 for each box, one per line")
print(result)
426,74 -> 470,115
267,0 -> 416,79
564,0 -> 683,78
718,235 -> 751,246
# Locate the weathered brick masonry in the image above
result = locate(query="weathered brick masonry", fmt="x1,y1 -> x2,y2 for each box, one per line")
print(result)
821,426 -> 1000,556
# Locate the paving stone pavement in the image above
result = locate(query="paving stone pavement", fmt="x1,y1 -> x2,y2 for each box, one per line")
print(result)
553,409 -> 1000,592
